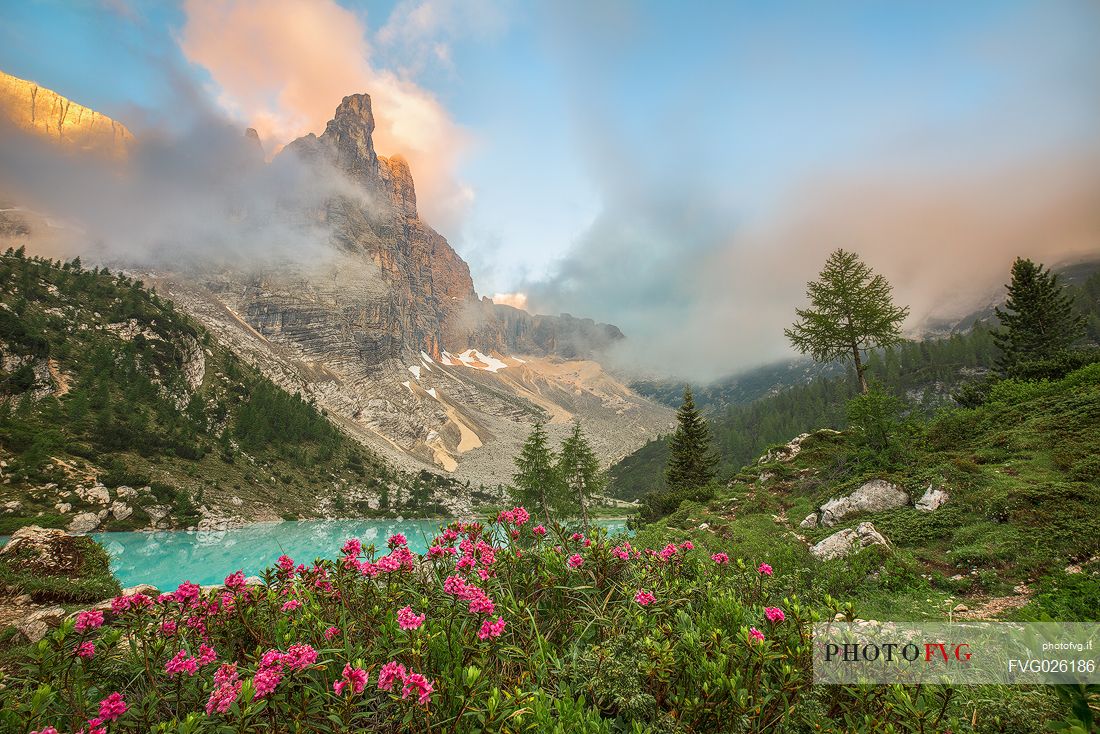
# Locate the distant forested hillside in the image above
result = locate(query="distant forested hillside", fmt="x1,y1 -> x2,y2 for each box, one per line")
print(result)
610,268 -> 1100,500
0,250 -> 462,532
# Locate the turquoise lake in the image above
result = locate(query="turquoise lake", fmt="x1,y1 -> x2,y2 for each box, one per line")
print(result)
87,518 -> 628,590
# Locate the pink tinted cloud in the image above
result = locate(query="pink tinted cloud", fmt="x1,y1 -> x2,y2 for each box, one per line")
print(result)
178,0 -> 472,231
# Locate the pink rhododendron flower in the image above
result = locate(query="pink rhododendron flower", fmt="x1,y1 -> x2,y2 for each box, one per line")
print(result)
160,620 -> 177,635
764,607 -> 786,623
252,664 -> 283,699
277,555 -> 295,572
659,543 -> 678,560
749,627 -> 766,643
75,641 -> 95,659
341,538 -> 362,557
567,554 -> 584,569
281,599 -> 302,612
165,650 -> 198,677
75,609 -> 104,632
634,590 -> 656,606
533,525 -> 547,537
402,673 -> 434,705
173,581 -> 201,605
680,540 -> 694,550
111,590 -> 149,613
478,616 -> 506,640
570,532 -> 584,542
758,562 -> 773,576
334,663 -> 369,696
30,728 -> 59,734
282,644 -> 317,670
397,605 -> 426,630
223,570 -> 246,590
197,644 -> 218,666
206,664 -> 241,715
387,533 -> 408,548
711,552 -> 730,564
377,661 -> 407,691
324,626 -> 340,640
98,692 -> 127,721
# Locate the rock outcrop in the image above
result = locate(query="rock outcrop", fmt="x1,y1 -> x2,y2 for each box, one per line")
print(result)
0,525 -> 86,574
915,483 -> 949,512
810,522 -> 890,561
0,70 -> 132,156
814,480 -> 911,528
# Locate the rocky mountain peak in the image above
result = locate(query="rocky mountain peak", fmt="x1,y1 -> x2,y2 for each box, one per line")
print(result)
315,93 -> 380,186
0,69 -> 132,157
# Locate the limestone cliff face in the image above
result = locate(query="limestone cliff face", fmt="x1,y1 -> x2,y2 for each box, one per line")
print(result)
272,93 -> 621,365
0,70 -> 132,157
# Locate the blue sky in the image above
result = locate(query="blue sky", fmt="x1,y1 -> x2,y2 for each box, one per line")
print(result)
2,0 -> 1098,376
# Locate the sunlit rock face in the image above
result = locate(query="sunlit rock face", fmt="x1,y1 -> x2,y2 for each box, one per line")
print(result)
0,70 -> 132,157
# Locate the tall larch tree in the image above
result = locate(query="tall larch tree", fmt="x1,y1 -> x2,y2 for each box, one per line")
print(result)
511,420 -> 565,524
558,420 -> 604,530
785,249 -> 910,393
993,257 -> 1085,372
665,386 -> 718,491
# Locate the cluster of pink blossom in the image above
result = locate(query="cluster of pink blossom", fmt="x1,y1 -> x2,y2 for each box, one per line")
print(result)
110,591 -> 153,615
376,661 -> 434,705
634,590 -> 657,606
165,644 -> 218,677
532,524 -> 547,537
757,562 -> 773,576
388,533 -> 408,549
711,552 -> 730,564
567,553 -> 584,569
80,692 -> 127,734
251,644 -> 318,699
74,609 -> 104,633
333,663 -> 369,696
206,663 -> 242,715
281,598 -> 302,613
324,625 -> 341,640
477,616 -> 506,640
223,570 -> 247,591
397,605 -> 426,630
496,506 -> 530,526
443,574 -> 496,616
74,641 -> 95,659
764,606 -> 786,623
749,627 -> 766,643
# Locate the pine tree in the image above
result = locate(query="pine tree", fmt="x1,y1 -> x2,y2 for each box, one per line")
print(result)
665,387 -> 718,491
558,420 -> 605,530
511,420 -> 565,524
993,258 -> 1085,372
785,249 -> 910,393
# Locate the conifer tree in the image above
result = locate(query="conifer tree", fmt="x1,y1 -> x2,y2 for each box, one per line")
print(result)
511,420 -> 565,523
558,420 -> 604,530
993,257 -> 1084,372
665,387 -> 718,491
785,249 -> 909,393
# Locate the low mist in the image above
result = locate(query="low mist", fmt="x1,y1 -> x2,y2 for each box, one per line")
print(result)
0,116 -> 376,275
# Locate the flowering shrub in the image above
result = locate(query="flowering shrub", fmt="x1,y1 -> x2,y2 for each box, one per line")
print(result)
1,511 -> 826,732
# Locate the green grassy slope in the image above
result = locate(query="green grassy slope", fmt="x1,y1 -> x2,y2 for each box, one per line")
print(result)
611,271 -> 1100,500
0,250 -> 461,531
632,363 -> 1100,622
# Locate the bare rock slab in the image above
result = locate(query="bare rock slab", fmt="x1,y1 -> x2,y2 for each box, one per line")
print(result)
811,522 -> 890,561
819,480 -> 909,527
915,483 -> 949,512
